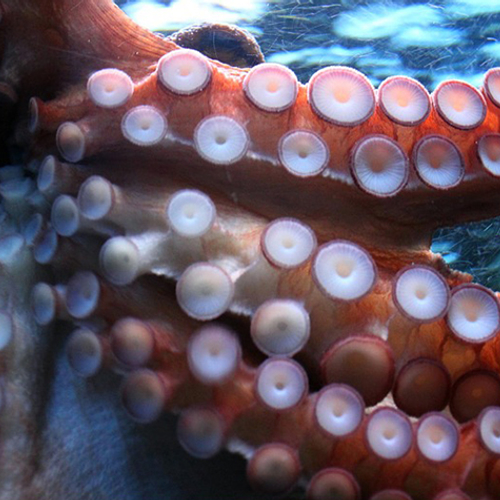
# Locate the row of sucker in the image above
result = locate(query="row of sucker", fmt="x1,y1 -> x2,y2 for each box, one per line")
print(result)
16,45 -> 500,500
18,152 -> 500,499
28,50 -> 500,199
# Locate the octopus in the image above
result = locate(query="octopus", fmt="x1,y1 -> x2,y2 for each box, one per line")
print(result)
2,1 -> 500,499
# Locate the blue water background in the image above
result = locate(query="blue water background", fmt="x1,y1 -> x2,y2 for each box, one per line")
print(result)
117,0 -> 500,289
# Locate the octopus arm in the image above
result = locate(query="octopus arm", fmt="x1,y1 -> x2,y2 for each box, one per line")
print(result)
2,1 -> 500,500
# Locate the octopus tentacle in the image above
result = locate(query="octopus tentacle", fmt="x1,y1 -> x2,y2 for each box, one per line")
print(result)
3,1 -> 500,499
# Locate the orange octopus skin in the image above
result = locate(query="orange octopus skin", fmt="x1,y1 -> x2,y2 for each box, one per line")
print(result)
3,1 -> 500,499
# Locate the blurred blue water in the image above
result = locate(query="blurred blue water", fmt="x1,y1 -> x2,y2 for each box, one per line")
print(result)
118,0 -> 500,87
117,0 -> 500,288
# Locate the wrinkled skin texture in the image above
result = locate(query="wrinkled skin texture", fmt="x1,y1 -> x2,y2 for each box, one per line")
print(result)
3,1 -> 500,500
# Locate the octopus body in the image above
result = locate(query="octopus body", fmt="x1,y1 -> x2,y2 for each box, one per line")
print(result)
2,1 -> 500,499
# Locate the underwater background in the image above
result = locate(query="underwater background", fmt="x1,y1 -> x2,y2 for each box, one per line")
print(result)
114,0 -> 500,291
